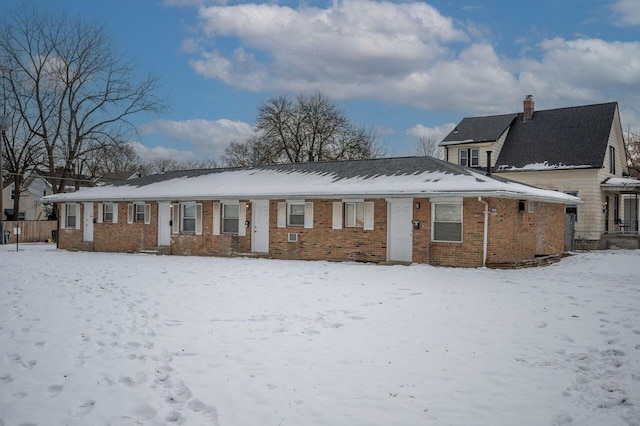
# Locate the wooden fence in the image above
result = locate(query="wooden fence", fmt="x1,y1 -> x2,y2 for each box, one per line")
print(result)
1,220 -> 58,244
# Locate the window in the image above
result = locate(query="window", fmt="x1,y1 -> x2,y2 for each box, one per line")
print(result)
135,204 -> 146,223
344,202 -> 365,228
212,202 -> 243,236
432,203 -> 462,242
528,201 -> 535,213
127,203 -> 150,225
565,191 -> 578,221
104,203 -> 114,222
458,148 -> 479,167
609,146 -> 616,174
288,203 -> 305,226
277,201 -> 313,229
11,189 -> 15,200
182,203 -> 196,232
222,204 -> 239,233
66,203 -> 77,228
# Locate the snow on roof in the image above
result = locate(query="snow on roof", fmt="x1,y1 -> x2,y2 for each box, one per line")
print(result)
497,161 -> 592,172
43,157 -> 579,204
603,177 -> 640,185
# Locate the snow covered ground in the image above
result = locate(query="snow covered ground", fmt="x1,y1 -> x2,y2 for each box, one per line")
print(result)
1,244 -> 639,426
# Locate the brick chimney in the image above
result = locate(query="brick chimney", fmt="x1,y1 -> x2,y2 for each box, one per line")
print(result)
523,95 -> 534,122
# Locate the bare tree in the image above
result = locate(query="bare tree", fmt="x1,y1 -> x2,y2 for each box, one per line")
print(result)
82,143 -> 142,179
138,157 -> 219,175
415,133 -> 443,159
624,128 -> 640,177
0,7 -> 167,196
223,93 -> 382,166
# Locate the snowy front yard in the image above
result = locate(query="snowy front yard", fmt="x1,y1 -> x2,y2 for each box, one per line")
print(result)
1,245 -> 639,426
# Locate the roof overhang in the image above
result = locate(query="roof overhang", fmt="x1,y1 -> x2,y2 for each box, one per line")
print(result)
601,177 -> 640,193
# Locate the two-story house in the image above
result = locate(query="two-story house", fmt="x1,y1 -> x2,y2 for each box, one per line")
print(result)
2,177 -> 51,221
440,96 -> 640,249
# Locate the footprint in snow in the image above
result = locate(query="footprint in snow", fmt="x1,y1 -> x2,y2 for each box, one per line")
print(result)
71,399 -> 95,416
48,384 -> 63,397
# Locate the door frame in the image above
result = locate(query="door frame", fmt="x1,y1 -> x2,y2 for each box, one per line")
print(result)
386,198 -> 413,262
83,202 -> 94,242
251,199 -> 270,253
157,201 -> 171,246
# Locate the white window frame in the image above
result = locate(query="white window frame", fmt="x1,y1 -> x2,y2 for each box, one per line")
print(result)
277,201 -> 313,229
97,202 -> 118,224
458,148 -> 479,167
127,203 -> 151,225
431,202 -> 463,243
565,191 -> 578,222
222,203 -> 240,234
64,203 -> 79,229
182,203 -> 197,233
288,202 -> 305,226
344,202 -> 365,228
609,146 -> 616,174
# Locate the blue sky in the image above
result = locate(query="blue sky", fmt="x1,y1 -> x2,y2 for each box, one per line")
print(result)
20,0 -> 640,163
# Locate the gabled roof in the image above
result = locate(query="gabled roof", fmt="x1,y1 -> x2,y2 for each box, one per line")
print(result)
440,113 -> 518,146
44,156 -> 578,204
496,102 -> 618,170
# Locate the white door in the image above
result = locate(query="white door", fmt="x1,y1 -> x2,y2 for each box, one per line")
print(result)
252,200 -> 270,253
83,202 -> 94,242
158,202 -> 171,246
387,199 -> 413,262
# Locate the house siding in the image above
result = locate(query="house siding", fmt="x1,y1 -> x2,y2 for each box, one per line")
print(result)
56,196 -> 566,268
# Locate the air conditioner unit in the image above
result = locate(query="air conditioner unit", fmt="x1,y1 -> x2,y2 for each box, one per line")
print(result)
287,232 -> 298,242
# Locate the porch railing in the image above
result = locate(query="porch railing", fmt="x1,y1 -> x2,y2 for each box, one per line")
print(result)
606,219 -> 640,234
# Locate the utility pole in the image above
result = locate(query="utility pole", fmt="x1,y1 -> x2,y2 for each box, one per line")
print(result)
0,115 -> 6,244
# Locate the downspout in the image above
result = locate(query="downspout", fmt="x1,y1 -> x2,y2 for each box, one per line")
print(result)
478,196 -> 489,267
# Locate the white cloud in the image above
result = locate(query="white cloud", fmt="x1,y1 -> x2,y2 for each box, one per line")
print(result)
190,0 -> 466,94
407,123 -> 456,141
139,118 -> 254,158
611,0 -> 640,26
128,141 -> 196,163
178,0 -> 640,129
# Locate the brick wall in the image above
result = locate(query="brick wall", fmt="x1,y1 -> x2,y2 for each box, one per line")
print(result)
429,198 -> 485,267
269,199 -> 388,262
93,203 -> 158,252
170,200 -> 252,256
57,197 -> 566,268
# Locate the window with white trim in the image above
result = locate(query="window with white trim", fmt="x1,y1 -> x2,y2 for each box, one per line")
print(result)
223,204 -> 239,233
65,203 -> 78,228
458,148 -> 479,167
344,202 -> 364,228
565,191 -> 578,222
127,203 -> 150,225
288,203 -> 305,226
182,203 -> 196,232
103,203 -> 114,222
135,203 -> 146,223
432,202 -> 462,242
609,146 -> 616,174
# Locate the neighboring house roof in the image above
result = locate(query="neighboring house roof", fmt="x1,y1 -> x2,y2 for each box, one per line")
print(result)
44,156 -> 578,204
601,177 -> 640,193
440,113 -> 518,146
496,102 -> 618,171
97,171 -> 142,185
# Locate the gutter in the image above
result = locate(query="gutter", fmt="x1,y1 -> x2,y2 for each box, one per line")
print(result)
478,196 -> 489,267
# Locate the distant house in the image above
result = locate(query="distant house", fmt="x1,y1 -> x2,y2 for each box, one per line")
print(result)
440,96 -> 640,249
44,156 -> 578,268
2,177 -> 51,221
96,171 -> 142,186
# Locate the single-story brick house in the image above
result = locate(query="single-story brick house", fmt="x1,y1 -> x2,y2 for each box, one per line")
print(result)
44,156 -> 579,267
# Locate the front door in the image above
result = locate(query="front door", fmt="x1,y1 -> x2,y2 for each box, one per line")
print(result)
387,199 -> 413,262
83,202 -> 93,242
158,202 -> 171,246
252,200 -> 269,253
